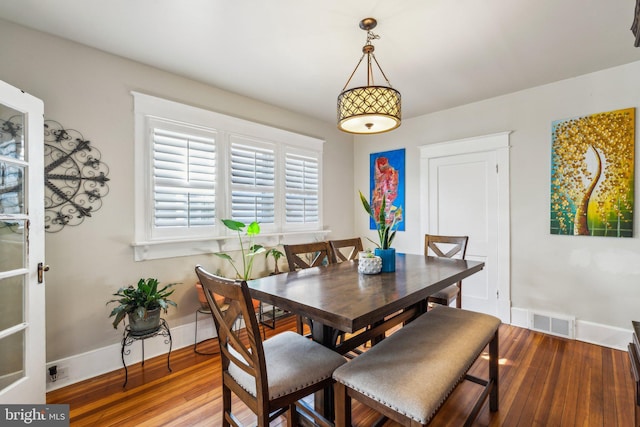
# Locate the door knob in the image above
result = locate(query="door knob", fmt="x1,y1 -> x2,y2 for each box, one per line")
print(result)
38,262 -> 50,284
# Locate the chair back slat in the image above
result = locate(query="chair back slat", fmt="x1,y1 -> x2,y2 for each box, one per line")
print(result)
329,238 -> 364,263
195,265 -> 268,398
284,241 -> 333,271
424,234 -> 469,308
424,234 -> 468,259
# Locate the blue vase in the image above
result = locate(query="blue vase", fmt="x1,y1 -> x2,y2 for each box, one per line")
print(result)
374,248 -> 396,272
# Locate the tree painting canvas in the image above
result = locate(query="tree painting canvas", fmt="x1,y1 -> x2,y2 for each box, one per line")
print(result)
369,148 -> 405,231
550,107 -> 635,237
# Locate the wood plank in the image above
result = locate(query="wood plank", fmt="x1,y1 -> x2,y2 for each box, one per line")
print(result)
47,317 -> 635,426
548,338 -> 574,424
501,332 -> 546,425
530,334 -> 563,425
490,327 -> 541,425
613,348 -> 636,426
560,333 -> 583,425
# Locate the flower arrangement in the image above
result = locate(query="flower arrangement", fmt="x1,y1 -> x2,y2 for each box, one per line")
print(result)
359,190 -> 403,249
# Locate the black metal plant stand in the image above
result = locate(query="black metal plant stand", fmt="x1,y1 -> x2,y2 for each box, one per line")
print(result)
194,308 -> 217,355
259,303 -> 292,329
121,318 -> 172,387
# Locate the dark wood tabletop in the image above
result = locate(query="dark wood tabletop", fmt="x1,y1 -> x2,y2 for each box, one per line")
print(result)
247,253 -> 485,335
248,252 -> 485,418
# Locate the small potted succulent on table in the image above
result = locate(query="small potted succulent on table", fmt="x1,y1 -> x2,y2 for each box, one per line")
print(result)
357,249 -> 382,275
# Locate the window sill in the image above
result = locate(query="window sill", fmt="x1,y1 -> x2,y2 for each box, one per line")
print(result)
131,229 -> 332,261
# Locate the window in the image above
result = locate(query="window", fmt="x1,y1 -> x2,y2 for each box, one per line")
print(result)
132,92 -> 324,261
151,121 -> 217,236
285,151 -> 319,224
229,137 -> 275,225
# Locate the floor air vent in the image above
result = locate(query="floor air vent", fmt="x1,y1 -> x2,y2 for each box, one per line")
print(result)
529,311 -> 575,339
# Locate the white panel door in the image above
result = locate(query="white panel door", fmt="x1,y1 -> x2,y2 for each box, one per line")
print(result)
0,80 -> 46,404
420,133 -> 510,322
428,151 -> 498,314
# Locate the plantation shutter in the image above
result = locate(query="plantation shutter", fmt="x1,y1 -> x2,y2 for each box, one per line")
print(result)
133,92 -> 325,261
230,140 -> 275,224
285,152 -> 319,224
152,126 -> 216,228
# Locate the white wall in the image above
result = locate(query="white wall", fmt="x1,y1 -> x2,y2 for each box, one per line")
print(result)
0,20 -> 355,363
354,61 -> 640,338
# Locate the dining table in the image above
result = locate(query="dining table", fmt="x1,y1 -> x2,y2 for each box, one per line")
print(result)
247,252 -> 485,418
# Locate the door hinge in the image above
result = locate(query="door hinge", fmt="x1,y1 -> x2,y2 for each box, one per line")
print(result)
496,289 -> 500,299
496,164 -> 499,173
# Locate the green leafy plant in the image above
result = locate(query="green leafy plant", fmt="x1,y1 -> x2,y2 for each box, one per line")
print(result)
214,219 -> 265,280
107,278 -> 178,329
265,247 -> 285,274
359,190 -> 403,249
360,249 -> 376,258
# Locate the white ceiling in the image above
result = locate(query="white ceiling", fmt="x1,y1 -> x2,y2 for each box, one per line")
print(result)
1,0 -> 639,123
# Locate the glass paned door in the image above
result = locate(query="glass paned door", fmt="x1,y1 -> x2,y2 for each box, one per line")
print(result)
0,80 -> 45,404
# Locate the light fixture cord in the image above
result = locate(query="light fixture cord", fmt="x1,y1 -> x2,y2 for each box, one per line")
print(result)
341,53 -> 366,92
341,29 -> 393,91
371,53 -> 393,88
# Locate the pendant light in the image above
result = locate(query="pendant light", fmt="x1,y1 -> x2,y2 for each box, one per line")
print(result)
337,18 -> 401,134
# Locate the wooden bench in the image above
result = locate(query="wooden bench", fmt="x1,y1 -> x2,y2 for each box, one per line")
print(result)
332,305 -> 500,426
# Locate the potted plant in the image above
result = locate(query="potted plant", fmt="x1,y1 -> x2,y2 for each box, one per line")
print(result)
107,278 -> 178,333
196,219 -> 264,312
214,219 -> 265,280
359,190 -> 403,272
265,247 -> 285,275
357,249 -> 382,275
195,281 -> 227,311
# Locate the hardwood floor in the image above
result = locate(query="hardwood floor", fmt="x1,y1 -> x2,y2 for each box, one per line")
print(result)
47,316 -> 636,426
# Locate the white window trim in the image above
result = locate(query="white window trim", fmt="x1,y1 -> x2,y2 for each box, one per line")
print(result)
131,92 -> 326,261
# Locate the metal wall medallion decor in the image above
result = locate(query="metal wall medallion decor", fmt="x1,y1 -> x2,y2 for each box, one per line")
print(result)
632,0 -> 640,47
44,120 -> 110,232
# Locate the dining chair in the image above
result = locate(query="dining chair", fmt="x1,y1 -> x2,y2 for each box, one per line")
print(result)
284,241 -> 333,270
194,265 -> 345,427
283,241 -> 334,335
329,237 -> 363,263
424,234 -> 469,308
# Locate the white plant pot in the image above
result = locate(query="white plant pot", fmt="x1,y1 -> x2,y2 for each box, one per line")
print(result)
358,255 -> 382,275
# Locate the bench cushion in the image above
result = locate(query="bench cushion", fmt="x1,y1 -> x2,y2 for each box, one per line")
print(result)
333,305 -> 500,424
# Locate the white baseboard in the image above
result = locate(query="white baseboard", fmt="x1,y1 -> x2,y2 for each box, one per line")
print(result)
574,320 -> 632,351
510,307 -> 529,329
510,307 -> 632,351
46,314 -> 217,392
